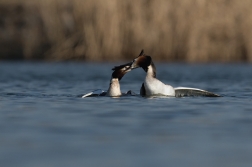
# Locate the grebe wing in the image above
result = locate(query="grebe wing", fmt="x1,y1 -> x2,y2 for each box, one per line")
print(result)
174,87 -> 220,97
82,89 -> 106,98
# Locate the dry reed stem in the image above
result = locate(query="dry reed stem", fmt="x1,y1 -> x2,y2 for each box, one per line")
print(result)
1,0 -> 252,62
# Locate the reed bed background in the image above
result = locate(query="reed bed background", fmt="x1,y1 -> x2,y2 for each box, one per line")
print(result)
1,0 -> 252,62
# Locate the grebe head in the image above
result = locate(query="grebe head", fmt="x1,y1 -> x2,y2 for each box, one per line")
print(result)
131,50 -> 153,72
111,62 -> 132,80
131,50 -> 156,77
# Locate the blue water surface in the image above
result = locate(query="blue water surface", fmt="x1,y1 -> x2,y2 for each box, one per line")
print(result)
0,62 -> 252,167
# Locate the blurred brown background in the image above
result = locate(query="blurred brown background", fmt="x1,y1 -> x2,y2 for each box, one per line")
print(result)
1,0 -> 252,62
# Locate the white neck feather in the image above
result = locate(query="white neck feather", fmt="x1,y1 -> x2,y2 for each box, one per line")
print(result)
146,65 -> 156,78
107,78 -> 121,96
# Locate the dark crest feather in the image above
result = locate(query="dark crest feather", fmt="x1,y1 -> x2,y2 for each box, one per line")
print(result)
139,49 -> 144,56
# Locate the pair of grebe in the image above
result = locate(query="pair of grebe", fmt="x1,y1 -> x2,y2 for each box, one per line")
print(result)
82,50 -> 220,98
